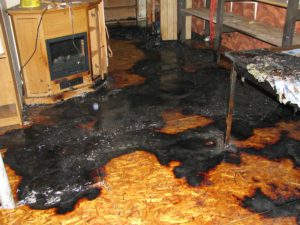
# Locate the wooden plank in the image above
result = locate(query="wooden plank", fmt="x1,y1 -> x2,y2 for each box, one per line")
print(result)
105,6 -> 137,21
98,1 -> 109,76
171,0 -> 177,40
185,0 -> 192,39
256,0 -> 300,9
224,0 -> 300,8
0,15 -> 22,127
104,0 -> 136,8
182,8 -> 300,46
24,85 -> 94,105
160,0 -> 168,40
0,104 -> 18,119
12,15 -> 50,97
88,8 -> 101,78
204,0 -> 211,36
282,0 -> 300,46
178,0 -> 187,40
161,0 -> 177,40
214,0 -> 226,62
181,8 -> 210,20
43,8 -> 88,39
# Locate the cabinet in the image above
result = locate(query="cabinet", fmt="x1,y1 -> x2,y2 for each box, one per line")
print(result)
0,14 -> 22,127
8,0 -> 108,104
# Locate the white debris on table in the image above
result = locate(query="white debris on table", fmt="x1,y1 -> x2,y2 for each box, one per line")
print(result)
243,51 -> 300,108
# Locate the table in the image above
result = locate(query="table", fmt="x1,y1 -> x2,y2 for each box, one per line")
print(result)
224,47 -> 300,146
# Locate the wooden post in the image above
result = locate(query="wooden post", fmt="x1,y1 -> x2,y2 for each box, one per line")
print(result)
282,0 -> 299,46
225,65 -> 237,146
161,0 -> 178,40
0,152 -> 15,209
177,0 -> 191,41
204,0 -> 211,37
214,0 -> 225,63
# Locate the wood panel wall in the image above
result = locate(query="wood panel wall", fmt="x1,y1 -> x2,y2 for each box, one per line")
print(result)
104,0 -> 137,22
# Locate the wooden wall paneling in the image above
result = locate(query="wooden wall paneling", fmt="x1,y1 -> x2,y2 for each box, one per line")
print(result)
11,14 -> 50,97
185,0 -> 192,39
98,1 -> 108,77
105,7 -> 137,21
170,0 -> 178,40
88,7 -> 101,78
43,8 -> 88,39
105,0 -> 136,8
104,0 -> 137,22
0,15 -> 22,127
8,1 -> 108,104
146,0 -> 155,25
0,2 -> 22,102
160,0 -> 168,40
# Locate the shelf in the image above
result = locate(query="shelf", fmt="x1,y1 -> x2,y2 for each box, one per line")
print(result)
104,0 -> 136,8
104,5 -> 137,10
182,8 -> 300,46
224,0 -> 300,9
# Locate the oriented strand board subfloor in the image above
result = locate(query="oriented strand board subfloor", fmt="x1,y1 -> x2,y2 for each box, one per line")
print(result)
0,39 -> 300,225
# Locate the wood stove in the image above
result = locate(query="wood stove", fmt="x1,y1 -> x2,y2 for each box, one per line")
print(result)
8,0 -> 108,104
46,32 -> 89,81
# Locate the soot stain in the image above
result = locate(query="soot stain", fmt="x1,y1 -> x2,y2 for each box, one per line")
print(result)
239,132 -> 300,167
0,27 -> 299,213
242,188 -> 300,221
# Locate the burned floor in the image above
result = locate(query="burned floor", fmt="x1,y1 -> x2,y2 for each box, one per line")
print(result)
0,27 -> 300,224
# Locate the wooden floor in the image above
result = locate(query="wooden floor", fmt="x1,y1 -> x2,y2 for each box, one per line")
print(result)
0,38 -> 300,225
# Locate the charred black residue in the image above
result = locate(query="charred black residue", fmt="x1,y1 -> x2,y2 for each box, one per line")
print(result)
0,27 -> 300,214
242,188 -> 300,221
242,133 -> 300,167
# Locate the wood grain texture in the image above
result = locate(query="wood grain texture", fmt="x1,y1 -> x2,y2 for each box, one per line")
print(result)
12,15 -> 50,97
0,14 -> 22,127
43,8 -> 88,39
160,0 -> 178,40
9,1 -> 108,104
192,0 -> 300,50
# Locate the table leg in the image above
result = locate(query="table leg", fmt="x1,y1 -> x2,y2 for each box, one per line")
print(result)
225,64 -> 237,146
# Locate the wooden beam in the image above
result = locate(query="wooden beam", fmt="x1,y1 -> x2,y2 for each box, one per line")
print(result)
178,0 -> 191,40
214,0 -> 225,62
204,0 -> 211,37
282,0 -> 299,46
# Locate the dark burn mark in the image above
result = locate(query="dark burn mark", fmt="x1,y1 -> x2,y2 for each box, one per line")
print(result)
242,188 -> 300,220
223,151 -> 241,165
0,26 -> 300,214
240,134 -> 300,167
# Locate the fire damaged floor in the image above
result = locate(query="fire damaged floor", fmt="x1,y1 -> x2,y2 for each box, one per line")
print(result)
0,27 -> 300,224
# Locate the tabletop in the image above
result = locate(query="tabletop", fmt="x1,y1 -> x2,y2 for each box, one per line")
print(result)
225,47 -> 300,107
